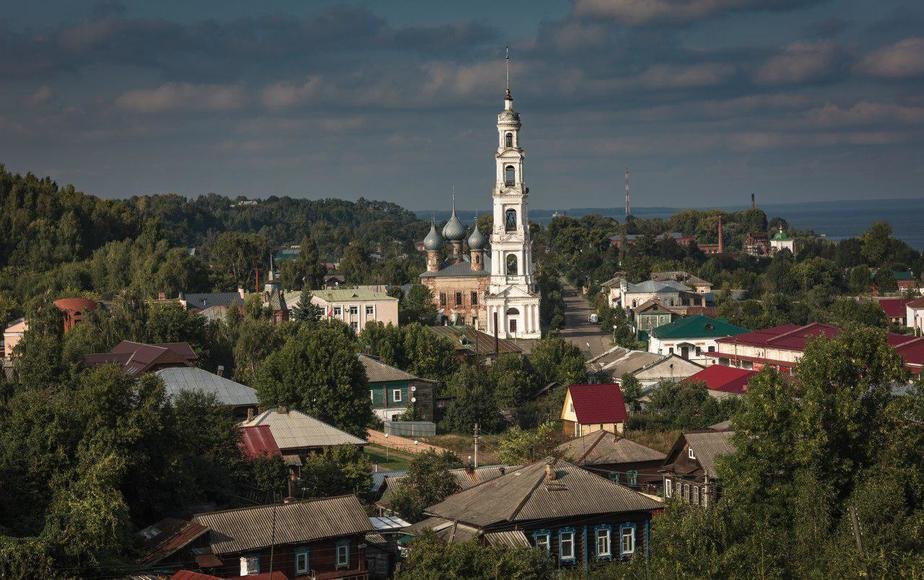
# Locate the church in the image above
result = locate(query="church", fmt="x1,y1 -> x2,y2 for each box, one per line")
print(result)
419,57 -> 541,340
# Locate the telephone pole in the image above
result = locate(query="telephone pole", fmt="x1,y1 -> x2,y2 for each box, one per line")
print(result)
624,168 -> 631,219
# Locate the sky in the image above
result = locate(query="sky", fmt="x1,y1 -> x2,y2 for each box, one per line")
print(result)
1,0 -> 923,210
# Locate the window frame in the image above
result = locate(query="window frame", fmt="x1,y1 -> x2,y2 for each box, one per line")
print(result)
664,478 -> 672,498
348,305 -> 359,315
505,132 -> 513,148
365,305 -> 375,315
558,528 -> 576,563
333,306 -> 342,316
471,291 -> 478,305
626,470 -> 638,487
392,388 -> 402,403
240,555 -> 260,576
504,165 -> 516,186
688,447 -> 695,460
294,547 -> 310,575
594,525 -> 613,560
532,529 -> 551,554
455,292 -> 463,306
336,539 -> 350,569
619,523 -> 636,557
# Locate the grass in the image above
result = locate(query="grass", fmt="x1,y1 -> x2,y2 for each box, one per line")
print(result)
626,429 -> 681,454
364,444 -> 414,471
420,433 -> 505,466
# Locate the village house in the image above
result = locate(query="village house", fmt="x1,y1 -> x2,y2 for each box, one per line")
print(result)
3,297 -> 99,360
876,297 -> 910,326
359,354 -> 436,422
555,431 -> 666,493
908,298 -> 924,335
615,280 -> 707,312
179,291 -> 244,314
650,271 -> 713,294
662,430 -> 735,508
85,340 -> 198,374
684,365 -> 757,399
647,315 -> 748,366
632,299 -> 682,338
294,287 -> 398,333
405,458 -> 663,568
155,365 -> 259,418
586,347 -> 704,387
561,383 -> 627,438
138,495 -> 373,578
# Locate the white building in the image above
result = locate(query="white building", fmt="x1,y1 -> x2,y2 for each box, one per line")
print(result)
908,298 -> 924,336
770,226 -> 795,254
285,287 -> 399,333
484,55 -> 541,340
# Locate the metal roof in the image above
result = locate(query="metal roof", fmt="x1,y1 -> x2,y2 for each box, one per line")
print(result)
425,458 -> 662,529
681,431 -> 736,478
156,366 -> 258,407
556,431 -> 666,466
309,288 -> 398,302
587,347 -> 662,377
369,515 -> 411,531
626,280 -> 692,294
193,495 -> 373,555
359,354 -> 428,383
182,292 -> 243,310
419,256 -> 492,278
567,384 -> 627,424
138,521 -> 209,565
239,425 -> 281,460
426,325 -> 521,355
649,315 -> 748,340
240,408 -> 366,450
485,530 -> 530,548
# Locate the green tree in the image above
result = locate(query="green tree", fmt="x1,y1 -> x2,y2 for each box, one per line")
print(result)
300,446 -> 372,501
388,451 -> 462,522
399,533 -> 554,579
620,373 -> 643,412
399,284 -> 437,326
291,289 -> 323,324
497,421 -> 560,465
339,241 -> 371,284
529,337 -> 586,387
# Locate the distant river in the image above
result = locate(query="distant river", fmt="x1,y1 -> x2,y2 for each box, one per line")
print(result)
422,198 -> 924,250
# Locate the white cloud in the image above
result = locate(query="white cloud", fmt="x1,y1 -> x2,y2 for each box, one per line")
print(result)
858,37 -> 924,79
634,63 -> 736,88
806,102 -> 924,126
25,85 -> 54,107
260,77 -> 323,110
115,83 -> 247,113
574,0 -> 818,25
753,41 -> 841,85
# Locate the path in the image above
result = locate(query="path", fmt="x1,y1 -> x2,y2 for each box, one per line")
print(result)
366,429 -> 448,455
558,282 -> 613,359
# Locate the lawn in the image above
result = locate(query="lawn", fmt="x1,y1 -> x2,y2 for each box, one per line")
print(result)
420,433 -> 504,466
364,444 -> 414,471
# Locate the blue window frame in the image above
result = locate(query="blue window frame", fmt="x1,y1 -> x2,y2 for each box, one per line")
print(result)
627,470 -> 638,486
593,524 -> 613,560
558,527 -> 576,563
294,547 -> 310,575
619,523 -> 636,558
608,471 -> 619,483
532,529 -> 551,554
336,539 -> 350,569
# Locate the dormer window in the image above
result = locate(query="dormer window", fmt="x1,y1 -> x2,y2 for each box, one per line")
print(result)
688,447 -> 695,460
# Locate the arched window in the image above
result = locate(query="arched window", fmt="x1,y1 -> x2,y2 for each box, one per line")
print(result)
505,209 -> 517,232
504,165 -> 515,186
505,132 -> 513,148
506,254 -> 518,275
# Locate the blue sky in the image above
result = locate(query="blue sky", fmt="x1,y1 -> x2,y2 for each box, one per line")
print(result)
1,0 -> 923,210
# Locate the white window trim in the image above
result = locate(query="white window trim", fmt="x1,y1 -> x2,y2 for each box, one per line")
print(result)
665,478 -> 673,498
295,549 -> 310,574
620,526 -> 636,555
559,530 -> 576,561
336,543 -> 349,568
392,389 -> 402,403
240,555 -> 260,576
688,447 -> 696,460
596,528 -> 612,557
534,532 -> 551,553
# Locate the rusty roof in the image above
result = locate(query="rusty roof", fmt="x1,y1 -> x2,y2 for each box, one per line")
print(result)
427,325 -> 522,356
85,341 -> 197,375
239,425 -> 281,460
138,521 -> 209,565
556,431 -> 666,466
192,495 -> 372,555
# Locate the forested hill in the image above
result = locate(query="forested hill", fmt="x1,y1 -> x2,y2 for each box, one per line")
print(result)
0,166 -> 429,307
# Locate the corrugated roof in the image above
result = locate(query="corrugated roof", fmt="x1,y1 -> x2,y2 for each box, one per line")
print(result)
650,271 -> 713,288
556,431 -> 666,466
239,425 -> 281,460
156,366 -> 258,407
878,298 -> 910,318
684,431 -> 735,478
427,326 -> 522,355
377,465 -> 517,509
425,458 -> 662,528
310,288 -> 398,302
567,384 -> 627,424
240,408 -> 366,450
85,341 -> 197,375
718,322 -> 918,352
484,530 -> 530,548
649,315 -> 748,340
359,354 -> 428,383
182,292 -> 243,310
684,365 -> 756,395
193,495 -> 373,555
626,280 -> 692,294
138,521 -> 209,565
586,347 -> 663,377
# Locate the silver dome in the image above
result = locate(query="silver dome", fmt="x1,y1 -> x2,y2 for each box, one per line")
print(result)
423,221 -> 443,251
442,206 -> 466,241
467,225 -> 486,250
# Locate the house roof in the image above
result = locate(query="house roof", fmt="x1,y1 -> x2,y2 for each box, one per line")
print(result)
684,365 -> 757,395
155,366 -> 258,407
3,317 -> 27,334
419,255 -> 492,278
192,495 -> 373,555
717,322 -> 919,354
908,297 -> 924,309
358,354 -> 432,383
649,315 -> 748,340
377,465 -> 518,509
309,288 -> 398,302
138,519 -> 210,565
427,325 -> 522,356
240,408 -> 366,450
181,292 -> 243,310
84,341 -> 197,375
626,280 -> 692,294
878,298 -> 910,318
239,425 -> 282,460
650,271 -> 712,288
670,431 -> 736,478
556,431 -> 666,466
423,458 -> 662,529
895,337 -> 924,373
586,347 -> 662,377
567,384 -> 627,424
52,297 -> 98,312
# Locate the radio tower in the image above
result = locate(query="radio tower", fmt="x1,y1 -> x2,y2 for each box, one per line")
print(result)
624,168 -> 631,218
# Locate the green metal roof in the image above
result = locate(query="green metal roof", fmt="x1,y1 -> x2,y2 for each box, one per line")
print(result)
771,229 -> 792,241
649,315 -> 748,340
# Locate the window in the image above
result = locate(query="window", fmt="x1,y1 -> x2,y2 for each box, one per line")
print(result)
506,254 -> 518,275
505,132 -> 513,148
695,347 -> 702,356
683,483 -> 689,501
627,470 -> 638,486
393,389 -> 402,403
504,165 -> 515,186
505,208 -> 517,232
665,478 -> 673,498
333,306 -> 342,316
608,471 -> 619,483
708,346 -> 716,353
693,485 -> 700,506
595,526 -> 612,558
369,390 -> 374,402
559,529 -> 576,562
688,447 -> 696,460
240,555 -> 260,576
455,292 -> 462,306
471,291 -> 478,305
509,319 -> 517,334
620,524 -> 636,556
295,548 -> 310,575
336,540 -> 350,569
533,530 -> 551,553
350,321 -> 358,331
439,293 -> 446,307
349,305 -> 358,315
669,347 -> 674,355
366,305 -> 374,315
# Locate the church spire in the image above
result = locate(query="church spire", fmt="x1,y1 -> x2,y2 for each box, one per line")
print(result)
504,45 -> 512,101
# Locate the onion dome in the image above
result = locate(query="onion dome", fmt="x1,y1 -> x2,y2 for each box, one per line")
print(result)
423,221 -> 443,251
442,205 -> 466,241
467,224 -> 486,250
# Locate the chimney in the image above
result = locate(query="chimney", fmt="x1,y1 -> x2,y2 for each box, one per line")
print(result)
277,405 -> 288,414
238,287 -> 246,299
544,462 -> 556,481
246,407 -> 254,421
157,291 -> 166,300
717,216 -> 724,254
216,364 -> 225,377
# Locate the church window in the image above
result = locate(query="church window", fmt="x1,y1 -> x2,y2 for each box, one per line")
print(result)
505,209 -> 517,232
504,165 -> 515,186
455,292 -> 462,306
505,132 -> 513,148
471,292 -> 478,305
506,254 -> 518,276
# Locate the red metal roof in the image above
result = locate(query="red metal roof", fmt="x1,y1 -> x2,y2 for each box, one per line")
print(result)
139,521 -> 209,565
567,384 -> 627,424
879,298 -> 909,319
717,322 -> 917,351
895,337 -> 924,373
85,341 -> 197,374
240,425 -> 282,459
52,297 -> 98,312
907,297 -> 924,309
172,572 -> 220,580
685,365 -> 756,395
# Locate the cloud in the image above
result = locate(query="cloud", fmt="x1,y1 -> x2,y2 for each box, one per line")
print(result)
634,62 -> 736,88
806,101 -> 924,126
574,0 -> 823,26
25,85 -> 54,106
115,82 -> 247,113
753,41 -> 843,85
261,77 -> 323,110
858,37 -> 924,79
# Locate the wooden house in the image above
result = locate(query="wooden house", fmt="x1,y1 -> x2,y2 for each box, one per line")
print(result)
555,431 -> 666,494
661,431 -> 735,507
560,384 -> 627,438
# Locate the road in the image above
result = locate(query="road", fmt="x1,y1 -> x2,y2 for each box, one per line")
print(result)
558,282 -> 613,359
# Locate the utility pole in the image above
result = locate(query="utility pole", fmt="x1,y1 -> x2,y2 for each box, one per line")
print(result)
624,168 -> 631,219
268,500 -> 278,573
849,506 -> 871,578
473,422 -> 480,468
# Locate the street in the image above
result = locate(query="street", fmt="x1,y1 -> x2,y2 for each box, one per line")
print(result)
558,282 -> 613,359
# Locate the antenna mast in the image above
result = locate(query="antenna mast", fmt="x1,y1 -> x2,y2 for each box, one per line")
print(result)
505,45 -> 511,99
625,168 -> 631,219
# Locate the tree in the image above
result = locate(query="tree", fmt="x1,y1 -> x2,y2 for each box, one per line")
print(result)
442,364 -> 506,434
291,289 -> 323,324
253,322 -> 372,437
497,421 -> 560,465
402,323 -> 458,382
300,446 -> 372,501
387,451 -> 462,522
491,354 -> 536,409
399,284 -> 437,325
825,297 -> 887,328
529,337 -> 586,387
339,241 -> 370,284
861,221 -> 892,265
620,373 -> 643,412
399,533 -> 554,579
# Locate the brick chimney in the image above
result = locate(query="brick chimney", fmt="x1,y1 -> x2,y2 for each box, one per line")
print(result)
544,462 -> 556,481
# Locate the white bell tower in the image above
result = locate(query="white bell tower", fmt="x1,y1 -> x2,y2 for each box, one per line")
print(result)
485,47 -> 541,340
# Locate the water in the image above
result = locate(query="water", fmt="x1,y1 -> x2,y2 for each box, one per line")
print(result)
421,198 -> 924,250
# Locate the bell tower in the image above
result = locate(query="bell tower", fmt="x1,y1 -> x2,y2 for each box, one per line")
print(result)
484,47 -> 541,340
